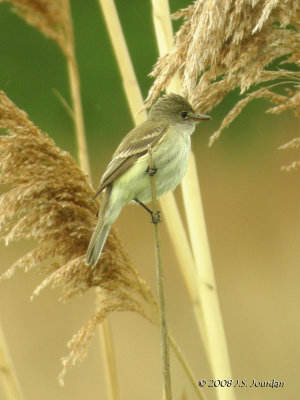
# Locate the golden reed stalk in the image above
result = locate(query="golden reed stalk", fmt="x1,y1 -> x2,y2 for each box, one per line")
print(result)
181,156 -> 235,400
151,1 -> 235,400
62,0 -> 90,177
99,318 -> 120,400
150,0 -> 209,347
63,1 -> 119,399
148,145 -> 172,400
97,1 -> 205,398
0,322 -> 24,400
98,0 -> 146,125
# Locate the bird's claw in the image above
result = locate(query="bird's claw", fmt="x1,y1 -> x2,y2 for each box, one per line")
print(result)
151,211 -> 161,224
146,166 -> 157,176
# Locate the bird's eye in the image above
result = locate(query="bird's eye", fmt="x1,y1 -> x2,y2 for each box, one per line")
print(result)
181,111 -> 188,119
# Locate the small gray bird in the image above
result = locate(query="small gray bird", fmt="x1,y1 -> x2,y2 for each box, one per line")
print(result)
86,93 -> 211,267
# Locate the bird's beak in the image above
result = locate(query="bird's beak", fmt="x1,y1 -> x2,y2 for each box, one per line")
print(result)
192,113 -> 212,122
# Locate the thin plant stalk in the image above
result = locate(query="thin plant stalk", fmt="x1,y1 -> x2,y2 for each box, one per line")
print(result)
150,0 -> 209,342
181,156 -> 235,400
168,332 -> 207,400
99,319 -> 120,400
151,0 -> 173,59
66,55 -> 90,177
63,2 -> 119,398
98,1 -> 198,312
151,1 -> 235,399
147,146 -> 172,400
159,194 -> 208,347
151,0 -> 180,93
97,0 -> 208,394
98,0 -> 147,125
0,322 -> 24,400
63,0 -> 90,177
98,0 -> 198,309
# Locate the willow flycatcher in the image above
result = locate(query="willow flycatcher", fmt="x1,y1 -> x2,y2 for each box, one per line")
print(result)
86,93 -> 211,267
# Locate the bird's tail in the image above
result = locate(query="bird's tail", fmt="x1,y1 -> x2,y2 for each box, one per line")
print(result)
86,187 -> 112,268
86,222 -> 110,268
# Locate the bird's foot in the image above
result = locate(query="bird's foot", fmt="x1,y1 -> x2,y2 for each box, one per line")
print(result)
146,166 -> 157,176
151,210 -> 161,224
134,198 -> 161,223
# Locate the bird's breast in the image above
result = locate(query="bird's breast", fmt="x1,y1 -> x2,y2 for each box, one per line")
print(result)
111,128 -> 192,206
134,129 -> 191,203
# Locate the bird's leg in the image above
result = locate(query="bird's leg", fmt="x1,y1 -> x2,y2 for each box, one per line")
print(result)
134,198 -> 152,214
134,198 -> 161,224
146,166 -> 157,176
145,165 -> 160,223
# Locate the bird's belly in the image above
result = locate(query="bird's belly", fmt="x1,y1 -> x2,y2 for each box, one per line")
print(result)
115,134 -> 191,204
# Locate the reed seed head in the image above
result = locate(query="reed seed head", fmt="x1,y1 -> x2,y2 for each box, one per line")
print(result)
146,0 -> 300,154
0,91 -> 158,382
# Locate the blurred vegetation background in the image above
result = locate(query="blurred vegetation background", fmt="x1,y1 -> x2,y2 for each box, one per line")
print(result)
0,1 -> 299,400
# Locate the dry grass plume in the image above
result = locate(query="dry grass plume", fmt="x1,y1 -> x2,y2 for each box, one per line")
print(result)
0,91 -> 158,381
2,0 -> 90,174
147,0 -> 300,162
1,0 -> 72,57
2,0 -> 300,392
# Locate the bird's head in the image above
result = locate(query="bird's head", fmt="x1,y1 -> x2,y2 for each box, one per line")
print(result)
148,93 -> 211,128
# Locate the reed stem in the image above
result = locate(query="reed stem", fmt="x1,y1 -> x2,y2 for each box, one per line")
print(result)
99,319 -> 120,400
159,194 -> 208,347
63,0 -> 90,177
64,2 -> 119,399
0,322 -> 24,400
151,0 -> 180,93
150,0 -> 207,336
98,0 -> 147,124
151,1 -> 235,399
148,146 -> 172,400
181,156 -> 235,400
66,55 -> 90,177
98,0 -> 212,395
168,332 -> 207,400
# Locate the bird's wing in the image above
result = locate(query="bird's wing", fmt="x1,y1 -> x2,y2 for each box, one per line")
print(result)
94,120 -> 169,197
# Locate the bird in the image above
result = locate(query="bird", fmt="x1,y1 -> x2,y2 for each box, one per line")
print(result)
86,93 -> 211,267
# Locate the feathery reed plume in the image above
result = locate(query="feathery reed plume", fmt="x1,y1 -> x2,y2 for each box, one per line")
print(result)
0,91 -> 158,379
279,137 -> 300,171
147,0 -> 300,145
2,0 -> 90,175
1,0 -> 70,57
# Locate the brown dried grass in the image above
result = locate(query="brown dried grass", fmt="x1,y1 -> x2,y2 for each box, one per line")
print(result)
2,0 -> 90,175
147,0 -> 300,157
1,0 -> 72,57
2,0 -> 300,389
0,91 -> 158,380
